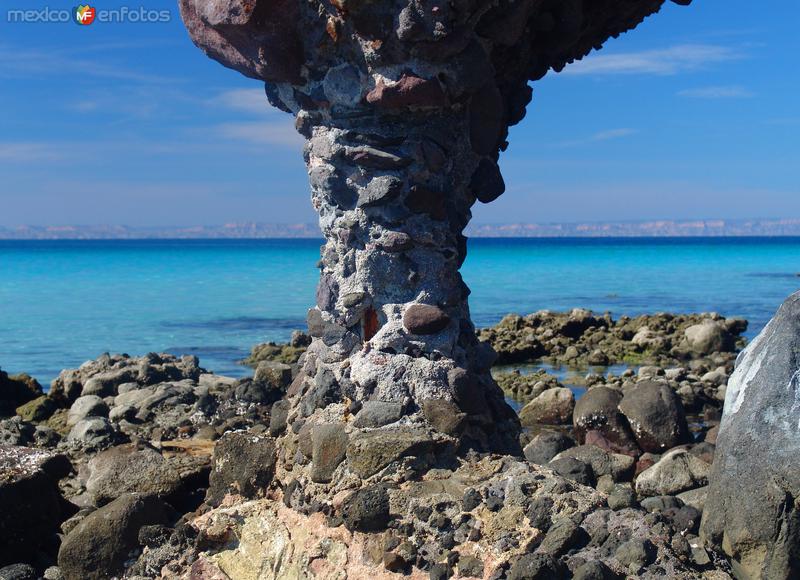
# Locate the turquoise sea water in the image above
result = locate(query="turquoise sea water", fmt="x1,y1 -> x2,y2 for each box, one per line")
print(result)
1,238 -> 799,384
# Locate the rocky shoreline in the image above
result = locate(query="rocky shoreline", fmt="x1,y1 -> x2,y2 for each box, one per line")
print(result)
0,309 -> 748,579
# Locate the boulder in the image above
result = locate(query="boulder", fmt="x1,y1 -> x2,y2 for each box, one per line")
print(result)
518,387 -> 575,426
523,431 -> 575,465
0,446 -> 71,567
573,386 -> 639,455
66,417 -> 116,450
85,443 -> 210,510
253,361 -> 292,391
66,395 -> 108,427
0,417 -> 34,447
207,431 -> 276,506
421,399 -> 466,435
15,396 -> 56,423
0,371 -> 42,417
57,493 -> 172,580
618,381 -> 689,452
548,457 -> 594,487
635,449 -> 709,497
684,321 -> 733,356
701,292 -> 800,578
554,445 -> 635,482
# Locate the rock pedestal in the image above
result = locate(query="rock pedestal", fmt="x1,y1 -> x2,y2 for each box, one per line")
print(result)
701,291 -> 800,579
179,0 -> 689,494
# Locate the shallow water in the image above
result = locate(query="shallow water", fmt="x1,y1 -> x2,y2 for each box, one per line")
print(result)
1,237 -> 798,384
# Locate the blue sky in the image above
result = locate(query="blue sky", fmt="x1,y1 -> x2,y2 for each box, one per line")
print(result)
0,0 -> 797,226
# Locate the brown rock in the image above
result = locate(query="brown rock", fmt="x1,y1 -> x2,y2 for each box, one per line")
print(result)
366,75 -> 447,110
421,399 -> 466,435
403,304 -> 451,335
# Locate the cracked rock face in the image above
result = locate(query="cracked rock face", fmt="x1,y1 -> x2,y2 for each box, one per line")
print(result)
180,0 -> 689,489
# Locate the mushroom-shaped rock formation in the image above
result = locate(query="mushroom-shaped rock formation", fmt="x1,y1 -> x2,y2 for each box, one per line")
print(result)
180,0 -> 692,494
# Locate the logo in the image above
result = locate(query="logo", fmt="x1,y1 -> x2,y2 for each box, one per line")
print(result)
74,5 -> 96,25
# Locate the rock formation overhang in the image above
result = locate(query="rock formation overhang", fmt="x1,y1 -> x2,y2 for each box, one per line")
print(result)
180,0 -> 690,137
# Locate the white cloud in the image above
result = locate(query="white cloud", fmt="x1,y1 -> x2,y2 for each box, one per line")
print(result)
216,121 -> 303,148
0,142 -> 64,162
677,85 -> 754,99
214,89 -> 272,115
564,44 -> 743,76
553,128 -> 638,148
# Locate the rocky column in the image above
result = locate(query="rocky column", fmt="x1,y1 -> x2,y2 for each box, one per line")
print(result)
180,0 -> 690,489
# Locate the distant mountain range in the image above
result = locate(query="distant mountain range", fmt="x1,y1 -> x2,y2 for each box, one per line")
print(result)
2,219 -> 800,239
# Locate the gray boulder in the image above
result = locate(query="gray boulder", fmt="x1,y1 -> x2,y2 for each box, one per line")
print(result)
518,387 -> 574,426
66,417 -> 116,450
684,321 -> 734,356
57,493 -> 172,580
85,443 -> 209,510
701,292 -> 800,579
618,381 -> 689,452
635,448 -> 709,497
66,395 -> 108,427
523,431 -> 575,465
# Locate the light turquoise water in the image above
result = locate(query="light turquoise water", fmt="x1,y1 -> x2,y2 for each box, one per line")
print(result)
1,238 -> 798,384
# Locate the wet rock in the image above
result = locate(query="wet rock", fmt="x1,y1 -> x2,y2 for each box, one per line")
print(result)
635,449 -> 709,497
311,423 -> 348,483
58,493 -> 172,580
341,484 -> 390,532
207,431 -> 276,506
573,386 -> 638,455
618,381 -> 689,452
0,446 -> 71,568
353,401 -> 403,428
403,304 -> 451,335
518,387 -> 574,426
523,431 -> 575,465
